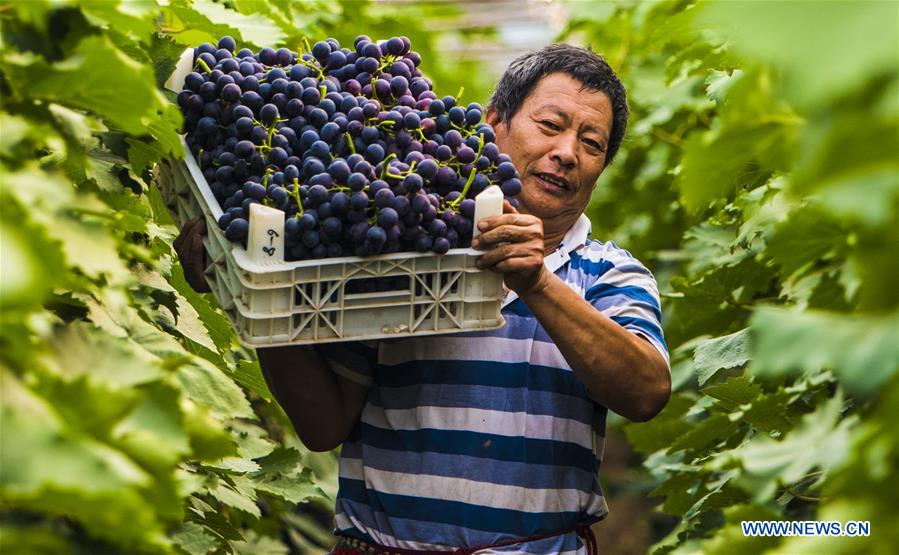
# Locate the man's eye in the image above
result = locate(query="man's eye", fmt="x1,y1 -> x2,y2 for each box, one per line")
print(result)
541,120 -> 560,131
584,139 -> 605,152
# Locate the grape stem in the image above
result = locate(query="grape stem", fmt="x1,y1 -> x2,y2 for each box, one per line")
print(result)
295,56 -> 326,81
344,132 -> 356,154
450,132 -> 485,208
290,177 -> 304,216
194,57 -> 213,74
379,153 -> 398,179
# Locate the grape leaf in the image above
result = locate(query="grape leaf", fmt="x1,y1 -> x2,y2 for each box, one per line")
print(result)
230,359 -> 274,403
715,392 -> 856,503
252,467 -> 327,504
171,521 -> 219,555
189,0 -> 287,48
176,358 -> 255,420
696,0 -> 899,109
667,413 -> 736,455
254,447 -> 303,476
207,475 -> 260,518
2,36 -> 168,137
766,207 -> 848,277
749,307 -> 899,397
700,376 -> 760,412
624,394 -> 694,453
692,329 -> 750,385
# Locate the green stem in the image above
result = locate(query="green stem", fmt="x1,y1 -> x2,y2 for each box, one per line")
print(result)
194,57 -> 213,74
345,132 -> 356,154
450,133 -> 485,208
291,178 -> 304,215
379,153 -> 398,179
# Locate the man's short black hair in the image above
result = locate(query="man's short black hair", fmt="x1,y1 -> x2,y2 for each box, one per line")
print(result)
488,44 -> 629,166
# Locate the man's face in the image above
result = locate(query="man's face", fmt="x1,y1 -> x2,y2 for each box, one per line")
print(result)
487,72 -> 613,231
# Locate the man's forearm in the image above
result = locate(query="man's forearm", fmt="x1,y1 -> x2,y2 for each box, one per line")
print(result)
257,345 -> 363,451
519,269 -> 671,422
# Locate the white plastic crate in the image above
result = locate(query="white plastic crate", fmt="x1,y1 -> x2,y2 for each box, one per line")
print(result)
154,139 -> 506,347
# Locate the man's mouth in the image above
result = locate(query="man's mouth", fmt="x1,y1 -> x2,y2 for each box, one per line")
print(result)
534,172 -> 570,192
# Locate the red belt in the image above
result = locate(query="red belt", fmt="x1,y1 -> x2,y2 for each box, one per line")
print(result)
332,524 -> 597,554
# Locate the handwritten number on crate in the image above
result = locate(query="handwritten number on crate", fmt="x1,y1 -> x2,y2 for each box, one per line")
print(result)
262,228 -> 279,257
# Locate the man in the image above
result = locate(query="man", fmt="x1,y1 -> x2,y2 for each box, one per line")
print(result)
176,44 -> 670,554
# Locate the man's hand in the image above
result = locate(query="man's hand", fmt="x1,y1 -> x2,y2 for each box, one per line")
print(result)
173,215 -> 212,293
471,200 -> 550,295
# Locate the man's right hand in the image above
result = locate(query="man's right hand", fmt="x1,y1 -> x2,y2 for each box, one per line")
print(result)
173,215 -> 212,293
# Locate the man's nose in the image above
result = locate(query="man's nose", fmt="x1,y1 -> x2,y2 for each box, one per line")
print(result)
550,131 -> 578,169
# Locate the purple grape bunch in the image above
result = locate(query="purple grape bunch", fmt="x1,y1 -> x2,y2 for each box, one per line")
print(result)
177,35 -> 522,260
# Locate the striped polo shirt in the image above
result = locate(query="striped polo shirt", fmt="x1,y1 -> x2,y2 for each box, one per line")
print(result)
320,214 -> 669,554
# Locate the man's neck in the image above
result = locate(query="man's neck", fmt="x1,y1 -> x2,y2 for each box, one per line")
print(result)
542,227 -> 569,256
517,203 -> 581,256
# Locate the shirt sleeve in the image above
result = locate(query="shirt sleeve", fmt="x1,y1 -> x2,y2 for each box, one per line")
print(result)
315,340 -> 379,386
583,244 -> 670,366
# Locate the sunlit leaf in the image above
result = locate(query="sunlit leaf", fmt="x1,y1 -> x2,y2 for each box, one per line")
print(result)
750,307 -> 899,396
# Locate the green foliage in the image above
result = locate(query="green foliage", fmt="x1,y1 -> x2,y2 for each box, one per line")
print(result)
0,1 -> 490,552
565,0 -> 898,552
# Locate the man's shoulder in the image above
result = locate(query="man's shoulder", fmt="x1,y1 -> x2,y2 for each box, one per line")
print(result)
568,238 -> 652,278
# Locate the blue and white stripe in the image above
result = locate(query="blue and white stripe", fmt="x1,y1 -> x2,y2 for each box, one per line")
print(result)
319,214 -> 668,553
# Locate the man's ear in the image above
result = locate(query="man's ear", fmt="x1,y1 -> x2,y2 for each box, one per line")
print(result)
485,108 -> 501,128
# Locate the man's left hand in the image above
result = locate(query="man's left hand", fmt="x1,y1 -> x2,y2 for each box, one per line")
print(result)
471,200 -> 550,295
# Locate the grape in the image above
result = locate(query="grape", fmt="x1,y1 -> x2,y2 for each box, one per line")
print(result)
178,35 -> 521,261
234,140 -> 255,158
328,192 -> 347,214
302,229 -> 321,248
428,219 -> 447,237
323,216 -> 342,236
377,207 -> 399,228
285,216 -> 301,237
221,83 -> 242,102
362,43 -> 382,58
225,218 -> 249,241
501,178 -> 522,197
455,146 -> 475,164
348,173 -> 369,191
364,143 -> 385,163
308,184 -> 329,205
299,212 -> 317,230
496,161 -> 517,180
367,226 -> 388,246
247,182 -> 267,200
403,173 -> 423,193
308,107 -> 329,126
403,112 -> 421,129
269,147 -> 288,166
312,41 -> 331,61
416,158 -> 438,179
432,237 -> 450,254
414,233 -> 433,252
232,105 -> 253,119
310,140 -> 331,159
448,106 -> 466,125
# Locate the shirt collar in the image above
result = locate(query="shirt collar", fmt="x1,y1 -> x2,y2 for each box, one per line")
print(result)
501,213 -> 592,307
